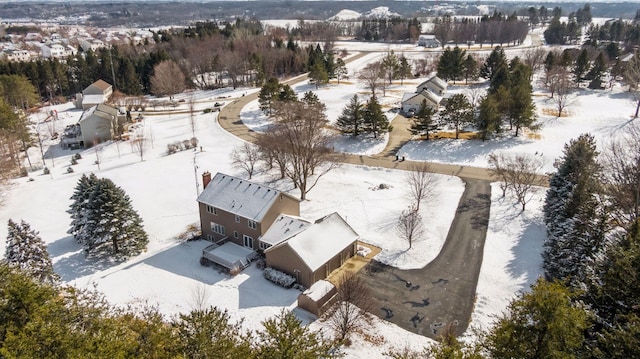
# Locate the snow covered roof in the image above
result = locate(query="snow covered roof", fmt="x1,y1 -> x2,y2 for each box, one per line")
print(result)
302,280 -> 335,301
82,94 -> 107,106
420,89 -> 443,104
197,172 -> 299,222
202,242 -> 255,269
259,214 -> 312,246
273,212 -> 359,272
327,9 -> 361,21
418,75 -> 448,92
78,105 -> 98,123
402,92 -> 418,103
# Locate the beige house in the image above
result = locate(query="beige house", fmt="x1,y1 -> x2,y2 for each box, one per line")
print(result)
78,103 -> 119,147
76,79 -> 113,109
401,75 -> 447,114
264,212 -> 359,288
197,172 -> 301,250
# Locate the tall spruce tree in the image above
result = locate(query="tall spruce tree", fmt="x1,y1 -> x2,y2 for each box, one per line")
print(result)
441,93 -> 472,139
362,96 -> 389,139
336,94 -> 365,136
68,173 -> 99,243
543,134 -> 606,285
480,46 -> 507,80
80,178 -> 148,258
5,219 -> 58,283
476,95 -> 502,141
410,99 -> 438,140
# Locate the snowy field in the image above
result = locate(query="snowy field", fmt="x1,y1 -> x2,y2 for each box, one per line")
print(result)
3,36 -> 636,356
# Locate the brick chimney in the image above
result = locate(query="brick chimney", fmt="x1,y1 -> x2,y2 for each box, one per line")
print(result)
202,171 -> 211,189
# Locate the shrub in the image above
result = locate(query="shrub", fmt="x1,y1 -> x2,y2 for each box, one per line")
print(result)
43,167 -> 50,175
71,158 -> 78,165
74,153 -> 82,160
203,108 -> 212,114
263,267 -> 296,288
19,167 -> 28,177
66,167 -> 74,173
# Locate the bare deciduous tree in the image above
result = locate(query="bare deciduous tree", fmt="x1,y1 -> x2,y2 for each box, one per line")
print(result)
624,54 -> 640,118
257,100 -> 338,200
325,273 -> 373,341
602,124 -> 640,229
130,128 -> 146,162
523,48 -> 547,79
150,60 -> 186,100
547,66 -> 575,117
396,205 -> 425,249
188,93 -> 197,137
230,142 -> 261,179
488,153 -> 545,211
405,163 -> 436,211
358,62 -> 383,99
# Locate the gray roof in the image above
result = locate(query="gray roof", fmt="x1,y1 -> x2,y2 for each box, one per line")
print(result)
267,212 -> 359,272
197,172 -> 297,222
418,75 -> 448,92
259,214 -> 312,246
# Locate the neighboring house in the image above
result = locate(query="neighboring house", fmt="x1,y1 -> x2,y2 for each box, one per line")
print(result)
401,89 -> 442,113
76,79 -> 113,109
264,212 -> 359,288
197,172 -> 301,249
417,75 -> 448,96
41,43 -> 71,59
80,39 -> 105,52
401,75 -> 447,114
2,49 -> 31,62
418,34 -> 440,48
78,103 -> 119,147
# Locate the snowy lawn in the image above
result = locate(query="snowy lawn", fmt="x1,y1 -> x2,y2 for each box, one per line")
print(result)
463,183 -> 546,338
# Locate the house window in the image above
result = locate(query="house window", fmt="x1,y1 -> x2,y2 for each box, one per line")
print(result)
243,235 -> 253,249
206,205 -> 217,215
233,231 -> 238,239
248,219 -> 257,230
211,222 -> 225,235
206,234 -> 214,241
235,214 -> 240,223
259,242 -> 271,250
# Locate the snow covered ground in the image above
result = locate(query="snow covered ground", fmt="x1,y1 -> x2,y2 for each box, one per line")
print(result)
3,37 -> 636,356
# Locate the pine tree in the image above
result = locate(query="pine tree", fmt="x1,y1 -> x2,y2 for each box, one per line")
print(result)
410,99 -> 438,139
308,61 -> 328,89
334,58 -> 348,84
463,54 -> 478,84
258,77 -> 281,116
68,173 -> 99,243
485,278 -> 588,359
441,93 -> 472,139
5,219 -> 58,283
573,49 -> 589,83
81,178 -> 149,258
254,310 -> 338,358
476,95 -> 501,141
362,96 -> 389,139
480,46 -> 507,80
397,55 -> 412,85
543,134 -> 606,285
336,94 -> 364,136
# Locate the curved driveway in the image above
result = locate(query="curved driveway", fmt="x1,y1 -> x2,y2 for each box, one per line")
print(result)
215,55 -> 534,338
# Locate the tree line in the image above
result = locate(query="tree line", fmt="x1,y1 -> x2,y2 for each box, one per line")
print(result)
433,12 -> 529,49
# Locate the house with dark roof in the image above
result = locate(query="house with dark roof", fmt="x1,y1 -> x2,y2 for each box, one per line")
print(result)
197,172 -> 301,250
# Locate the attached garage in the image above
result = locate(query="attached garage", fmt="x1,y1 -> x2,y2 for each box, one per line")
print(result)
264,212 -> 359,288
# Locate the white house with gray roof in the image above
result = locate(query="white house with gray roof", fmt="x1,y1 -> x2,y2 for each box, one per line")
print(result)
401,74 -> 447,114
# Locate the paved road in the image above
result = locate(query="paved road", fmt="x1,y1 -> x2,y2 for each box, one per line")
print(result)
356,179 -> 491,338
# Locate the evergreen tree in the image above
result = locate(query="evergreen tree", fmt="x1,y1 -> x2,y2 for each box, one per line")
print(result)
543,134 -> 606,285
485,278 -> 589,359
336,94 -> 364,136
463,54 -> 478,84
441,93 -> 472,139
586,52 -> 607,89
80,178 -> 149,258
254,310 -> 338,359
4,219 -> 58,284
397,55 -> 412,85
334,58 -> 348,84
437,46 -> 466,82
258,77 -> 281,116
68,173 -> 99,242
381,50 -> 399,84
508,63 -> 537,137
573,49 -> 589,83
362,96 -> 389,139
174,307 -> 252,358
476,95 -> 501,141
480,46 -> 507,80
410,99 -> 438,140
308,61 -> 328,89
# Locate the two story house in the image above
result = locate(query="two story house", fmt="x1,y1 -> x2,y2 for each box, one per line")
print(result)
197,172 -> 301,250
401,75 -> 448,114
